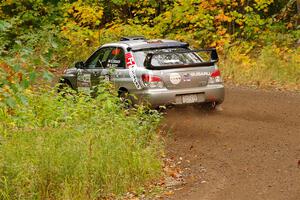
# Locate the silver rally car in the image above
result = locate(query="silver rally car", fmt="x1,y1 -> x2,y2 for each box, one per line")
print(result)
60,36 -> 225,108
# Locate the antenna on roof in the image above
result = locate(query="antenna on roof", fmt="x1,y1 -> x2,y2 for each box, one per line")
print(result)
120,36 -> 146,41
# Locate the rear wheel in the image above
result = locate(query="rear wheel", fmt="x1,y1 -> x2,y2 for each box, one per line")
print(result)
118,89 -> 132,108
201,102 -> 224,111
201,102 -> 218,111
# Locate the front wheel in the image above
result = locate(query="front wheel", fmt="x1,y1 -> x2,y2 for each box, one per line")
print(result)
57,81 -> 74,97
58,82 -> 70,92
118,90 -> 133,108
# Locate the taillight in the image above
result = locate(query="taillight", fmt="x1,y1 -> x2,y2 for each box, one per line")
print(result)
141,74 -> 161,82
208,69 -> 223,84
211,69 -> 221,78
141,74 -> 164,88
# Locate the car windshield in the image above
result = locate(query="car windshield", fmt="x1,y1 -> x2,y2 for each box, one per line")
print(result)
133,48 -> 203,68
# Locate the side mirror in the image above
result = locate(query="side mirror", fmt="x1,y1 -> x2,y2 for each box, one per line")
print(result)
210,49 -> 219,62
75,61 -> 85,69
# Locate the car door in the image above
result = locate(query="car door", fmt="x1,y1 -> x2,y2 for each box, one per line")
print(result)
101,46 -> 130,88
77,47 -> 112,92
108,47 -> 126,86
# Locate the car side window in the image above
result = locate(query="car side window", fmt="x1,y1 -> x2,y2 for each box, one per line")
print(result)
106,47 -> 125,69
85,47 -> 112,69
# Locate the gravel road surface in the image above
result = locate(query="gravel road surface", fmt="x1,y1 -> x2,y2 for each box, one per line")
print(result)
165,86 -> 300,200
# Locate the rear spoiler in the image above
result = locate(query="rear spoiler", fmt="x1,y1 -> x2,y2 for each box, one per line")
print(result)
144,48 -> 219,70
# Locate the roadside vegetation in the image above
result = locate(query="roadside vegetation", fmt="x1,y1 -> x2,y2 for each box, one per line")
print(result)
0,84 -> 162,199
0,0 -> 299,199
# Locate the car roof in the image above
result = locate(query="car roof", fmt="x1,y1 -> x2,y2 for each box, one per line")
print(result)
101,39 -> 189,51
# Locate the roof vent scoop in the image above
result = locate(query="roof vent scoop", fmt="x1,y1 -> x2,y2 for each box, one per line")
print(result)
120,36 -> 146,41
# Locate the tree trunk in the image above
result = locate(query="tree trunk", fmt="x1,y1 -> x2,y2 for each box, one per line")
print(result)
297,0 -> 300,25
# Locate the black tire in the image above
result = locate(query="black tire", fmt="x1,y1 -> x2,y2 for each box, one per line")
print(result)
201,102 -> 217,111
118,89 -> 133,108
57,81 -> 74,96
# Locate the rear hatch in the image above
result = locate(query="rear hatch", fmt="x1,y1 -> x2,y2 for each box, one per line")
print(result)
158,67 -> 212,89
133,48 -> 218,90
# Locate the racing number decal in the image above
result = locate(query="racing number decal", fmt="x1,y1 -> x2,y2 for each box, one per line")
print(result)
125,52 -> 142,89
125,52 -> 136,67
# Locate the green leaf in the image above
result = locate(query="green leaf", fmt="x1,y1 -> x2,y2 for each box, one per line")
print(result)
21,79 -> 30,89
18,95 -> 28,105
0,20 -> 12,32
42,71 -> 54,81
29,72 -> 37,83
5,97 -> 16,108
49,37 -> 58,49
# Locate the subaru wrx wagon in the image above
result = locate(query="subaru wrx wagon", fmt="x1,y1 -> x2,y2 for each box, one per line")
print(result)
60,36 -> 225,108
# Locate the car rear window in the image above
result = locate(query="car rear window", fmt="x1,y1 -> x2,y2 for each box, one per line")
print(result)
133,48 -> 203,68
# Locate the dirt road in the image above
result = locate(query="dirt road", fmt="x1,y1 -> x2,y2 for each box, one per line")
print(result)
164,86 -> 300,200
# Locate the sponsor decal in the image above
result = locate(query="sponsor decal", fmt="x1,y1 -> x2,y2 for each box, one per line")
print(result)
190,72 -> 211,77
125,52 -> 142,89
77,70 -> 91,93
108,59 -> 121,64
107,63 -> 118,68
104,74 -> 110,81
183,73 -> 192,82
169,73 -> 181,85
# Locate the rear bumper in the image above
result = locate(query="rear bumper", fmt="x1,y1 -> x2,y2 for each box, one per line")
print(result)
133,84 -> 225,107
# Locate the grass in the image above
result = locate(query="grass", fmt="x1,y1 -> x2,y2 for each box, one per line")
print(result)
219,44 -> 300,91
0,84 -> 163,199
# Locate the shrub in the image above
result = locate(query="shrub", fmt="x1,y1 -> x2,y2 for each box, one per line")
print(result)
220,43 -> 300,90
